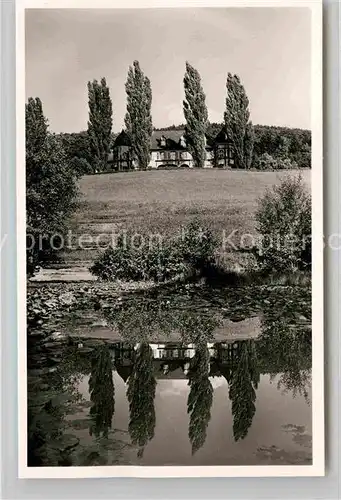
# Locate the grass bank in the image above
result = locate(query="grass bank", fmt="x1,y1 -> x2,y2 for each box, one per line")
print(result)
59,169 -> 310,268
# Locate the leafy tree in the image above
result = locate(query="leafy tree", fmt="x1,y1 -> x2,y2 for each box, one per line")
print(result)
26,97 -> 48,155
187,344 -> 213,454
229,341 -> 259,441
255,175 -> 311,271
183,62 -> 208,168
277,136 -> 291,159
26,97 -> 79,276
224,73 -> 254,169
125,61 -> 153,170
244,121 -> 255,169
253,125 -> 311,169
87,77 -> 113,172
89,345 -> 115,438
127,343 -> 156,457
58,131 -> 93,175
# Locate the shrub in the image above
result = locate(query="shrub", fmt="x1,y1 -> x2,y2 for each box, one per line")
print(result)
90,236 -> 186,282
90,220 -> 218,282
176,219 -> 217,271
255,153 -> 298,171
254,175 -> 311,272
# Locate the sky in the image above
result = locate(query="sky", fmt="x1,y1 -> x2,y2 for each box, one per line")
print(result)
25,8 -> 311,133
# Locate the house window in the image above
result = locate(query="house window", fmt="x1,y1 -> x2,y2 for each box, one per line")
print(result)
217,148 -> 225,159
170,151 -> 176,160
161,151 -> 167,160
180,151 -> 187,160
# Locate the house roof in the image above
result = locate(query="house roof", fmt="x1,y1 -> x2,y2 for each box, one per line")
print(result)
151,129 -> 215,151
151,129 -> 186,150
214,128 -> 230,143
113,130 -> 132,147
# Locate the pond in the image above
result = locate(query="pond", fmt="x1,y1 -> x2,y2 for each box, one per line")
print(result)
27,283 -> 312,467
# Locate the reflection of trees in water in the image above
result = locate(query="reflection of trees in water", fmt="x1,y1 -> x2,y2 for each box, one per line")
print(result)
229,340 -> 259,441
257,308 -> 312,403
187,344 -> 213,454
27,389 -> 66,466
273,369 -> 311,402
89,345 -> 115,438
27,348 -> 87,466
179,312 -> 220,344
103,294 -> 221,344
127,343 -> 156,458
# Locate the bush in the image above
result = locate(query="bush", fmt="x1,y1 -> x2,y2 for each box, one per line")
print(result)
255,153 -> 298,171
176,219 -> 217,270
90,221 -> 218,282
254,175 -> 311,272
90,236 -> 186,282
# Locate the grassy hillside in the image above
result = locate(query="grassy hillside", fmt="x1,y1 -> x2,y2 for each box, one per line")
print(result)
60,169 -> 310,266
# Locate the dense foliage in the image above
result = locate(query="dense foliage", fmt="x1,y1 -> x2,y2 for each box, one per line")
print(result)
125,61 -> 153,170
87,77 -> 113,172
89,345 -> 115,438
254,175 -> 311,272
183,62 -> 208,168
90,237 -> 186,282
26,97 -> 79,276
90,220 -> 217,282
58,131 -> 93,175
224,73 -> 254,169
155,123 -> 311,170
229,341 -> 259,441
187,344 -> 213,454
127,343 -> 156,458
253,125 -> 311,169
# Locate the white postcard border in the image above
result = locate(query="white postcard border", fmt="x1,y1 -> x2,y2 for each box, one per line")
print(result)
17,0 -> 324,479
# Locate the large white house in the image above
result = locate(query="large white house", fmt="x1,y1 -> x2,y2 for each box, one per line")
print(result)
108,127 -> 235,171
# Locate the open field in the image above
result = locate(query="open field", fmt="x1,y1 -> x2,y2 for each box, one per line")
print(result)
60,169 -> 311,266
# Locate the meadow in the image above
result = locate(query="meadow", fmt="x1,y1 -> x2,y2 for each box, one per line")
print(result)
62,169 -> 311,267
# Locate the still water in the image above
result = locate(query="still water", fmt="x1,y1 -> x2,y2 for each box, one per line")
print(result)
27,284 -> 312,467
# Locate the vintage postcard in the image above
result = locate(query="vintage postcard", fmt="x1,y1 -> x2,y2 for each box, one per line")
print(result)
17,0 -> 323,478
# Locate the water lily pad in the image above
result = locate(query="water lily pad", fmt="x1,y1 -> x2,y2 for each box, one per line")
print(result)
49,434 -> 80,452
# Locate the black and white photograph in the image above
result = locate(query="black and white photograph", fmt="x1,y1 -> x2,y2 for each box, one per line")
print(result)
19,0 -> 323,477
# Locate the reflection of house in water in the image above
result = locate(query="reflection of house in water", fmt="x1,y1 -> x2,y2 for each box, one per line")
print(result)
112,338 -> 260,382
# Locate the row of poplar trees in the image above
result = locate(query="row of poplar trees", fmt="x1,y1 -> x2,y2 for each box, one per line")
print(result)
88,61 -> 254,171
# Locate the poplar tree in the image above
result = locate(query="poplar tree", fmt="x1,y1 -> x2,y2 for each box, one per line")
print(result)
89,345 -> 115,439
229,341 -> 259,441
187,344 -> 213,454
125,61 -> 153,170
26,97 -> 48,156
224,73 -> 254,169
183,62 -> 208,168
127,343 -> 156,458
87,77 -> 113,172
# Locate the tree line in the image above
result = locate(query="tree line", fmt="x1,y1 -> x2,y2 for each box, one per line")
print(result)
26,60 -> 310,275
58,61 -> 255,173
152,122 -> 311,169
86,62 -> 255,170
57,62 -> 311,172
